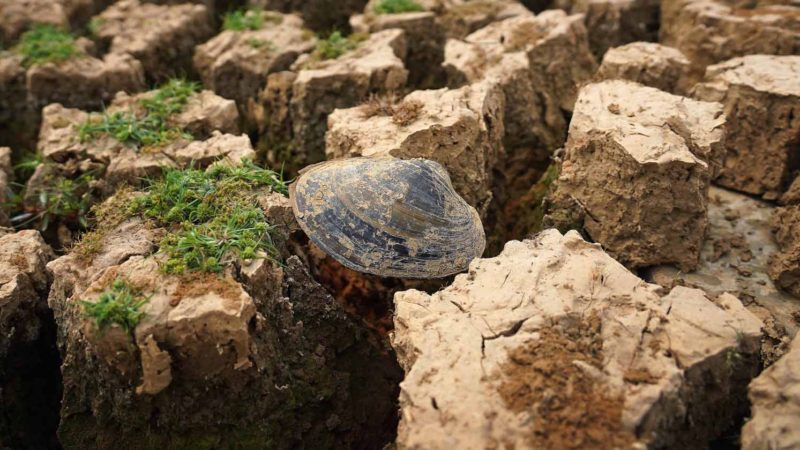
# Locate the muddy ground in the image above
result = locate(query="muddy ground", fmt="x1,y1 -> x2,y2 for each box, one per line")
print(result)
1,0 -> 799,449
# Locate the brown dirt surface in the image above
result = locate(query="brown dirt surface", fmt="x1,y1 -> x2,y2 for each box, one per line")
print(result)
359,94 -> 423,127
170,271 -> 243,307
390,99 -> 423,126
496,315 -> 636,450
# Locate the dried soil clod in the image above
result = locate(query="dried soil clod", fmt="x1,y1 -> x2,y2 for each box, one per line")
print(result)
247,0 -> 371,33
437,0 -> 531,39
0,0 -> 96,44
351,4 -> 444,87
0,27 -> 147,112
596,42 -> 691,94
645,186 -> 800,364
551,80 -> 725,271
92,0 -> 215,81
193,12 -> 316,107
693,55 -> 800,199
444,10 -> 596,159
257,29 -> 408,171
570,0 -> 661,59
49,163 -> 402,448
768,205 -> 800,297
442,11 -> 596,248
15,82 -> 243,246
661,0 -> 800,83
392,230 -> 763,449
742,333 -> 800,450
36,84 -> 241,178
326,81 -> 504,211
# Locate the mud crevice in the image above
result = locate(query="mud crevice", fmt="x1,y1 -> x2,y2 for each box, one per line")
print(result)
0,303 -> 63,449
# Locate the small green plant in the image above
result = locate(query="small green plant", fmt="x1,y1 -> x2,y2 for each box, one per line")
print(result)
11,171 -> 96,231
223,9 -> 265,31
12,151 -> 42,181
373,0 -> 424,14
17,24 -> 81,67
725,347 -> 742,371
309,31 -> 367,61
81,278 -> 149,332
246,38 -> 272,50
132,161 -> 288,274
87,17 -> 105,36
77,79 -> 199,148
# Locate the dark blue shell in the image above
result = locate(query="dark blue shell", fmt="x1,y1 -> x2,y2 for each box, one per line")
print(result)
290,157 -> 485,278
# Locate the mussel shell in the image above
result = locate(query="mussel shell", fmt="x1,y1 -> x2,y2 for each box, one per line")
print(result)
290,157 -> 486,278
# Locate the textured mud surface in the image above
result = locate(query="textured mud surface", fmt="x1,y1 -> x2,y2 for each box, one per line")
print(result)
393,230 -> 763,449
646,186 -> 800,363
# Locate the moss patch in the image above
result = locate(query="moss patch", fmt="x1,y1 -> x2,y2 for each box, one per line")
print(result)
373,0 -> 425,14
131,161 -> 288,274
16,24 -> 81,67
223,9 -> 279,31
309,31 -> 368,62
71,186 -> 137,259
80,278 -> 149,332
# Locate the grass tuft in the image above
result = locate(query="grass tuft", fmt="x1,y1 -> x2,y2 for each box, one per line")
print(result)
17,24 -> 81,67
374,0 -> 425,14
309,31 -> 368,61
80,278 -> 149,332
12,151 -> 41,181
132,161 -> 288,274
77,79 -> 199,148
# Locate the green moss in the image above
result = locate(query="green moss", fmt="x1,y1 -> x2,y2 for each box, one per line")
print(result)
139,78 -> 200,117
17,24 -> 81,67
72,186 -> 136,259
309,31 -> 368,61
80,278 -> 149,332
132,161 -> 288,274
77,79 -> 199,148
222,9 -> 277,31
373,0 -> 425,14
